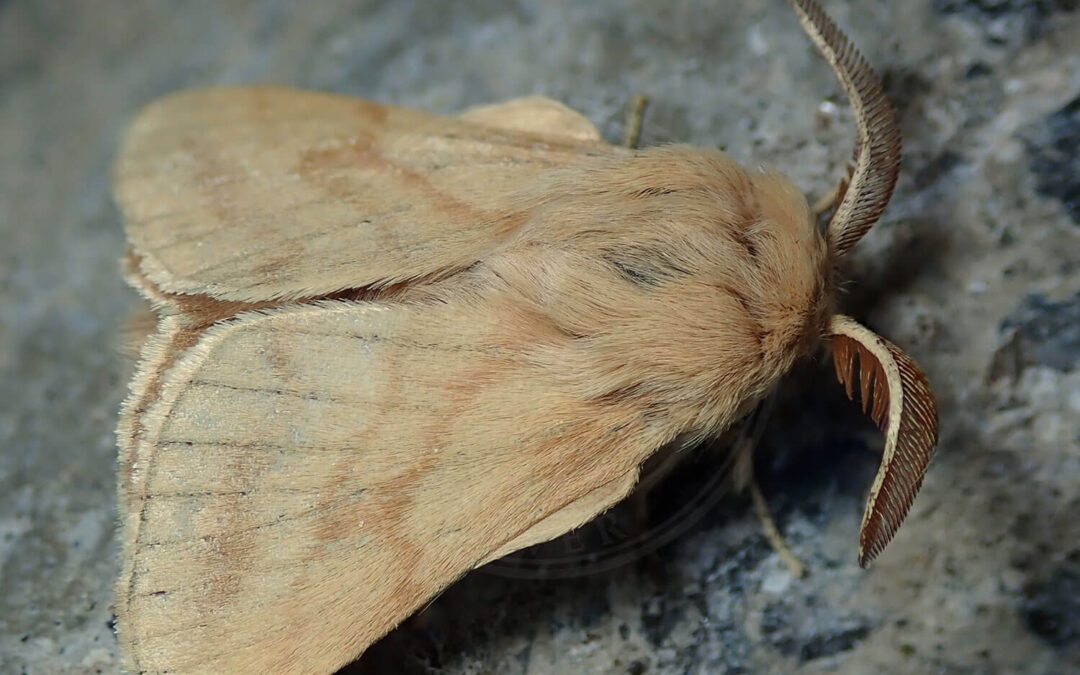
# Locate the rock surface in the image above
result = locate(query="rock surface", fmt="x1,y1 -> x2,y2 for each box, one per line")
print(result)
2,0 -> 1079,673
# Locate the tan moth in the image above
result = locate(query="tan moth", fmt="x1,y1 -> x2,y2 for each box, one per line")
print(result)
113,0 -> 939,672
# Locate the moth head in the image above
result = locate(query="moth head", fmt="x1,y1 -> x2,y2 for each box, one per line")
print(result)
791,0 -> 938,566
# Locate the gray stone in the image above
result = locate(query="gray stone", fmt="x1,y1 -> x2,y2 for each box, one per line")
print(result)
1000,292 -> 1080,372
1026,95 -> 1080,225
1023,564 -> 1080,647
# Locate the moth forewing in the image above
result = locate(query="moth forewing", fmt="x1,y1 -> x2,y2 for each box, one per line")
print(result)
115,299 -> 667,673
114,87 -> 618,304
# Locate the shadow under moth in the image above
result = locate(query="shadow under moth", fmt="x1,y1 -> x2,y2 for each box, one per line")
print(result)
113,0 -> 939,672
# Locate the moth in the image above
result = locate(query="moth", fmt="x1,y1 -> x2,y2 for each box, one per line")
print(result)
113,0 -> 938,672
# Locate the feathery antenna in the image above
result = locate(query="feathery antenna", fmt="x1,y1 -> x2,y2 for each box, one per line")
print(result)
789,0 -> 901,256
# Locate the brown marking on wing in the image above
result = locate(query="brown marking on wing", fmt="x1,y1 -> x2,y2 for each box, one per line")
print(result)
295,133 -> 501,229
116,87 -> 600,303
192,496 -> 254,605
118,322 -> 203,501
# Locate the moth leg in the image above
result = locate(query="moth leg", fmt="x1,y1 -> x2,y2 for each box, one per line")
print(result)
621,94 -> 650,149
811,161 -> 856,219
623,437 -> 685,552
731,397 -> 807,578
459,96 -> 603,142
747,459 -> 806,578
811,182 -> 841,218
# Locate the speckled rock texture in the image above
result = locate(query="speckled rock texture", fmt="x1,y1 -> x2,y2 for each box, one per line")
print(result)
2,1 -> 1079,673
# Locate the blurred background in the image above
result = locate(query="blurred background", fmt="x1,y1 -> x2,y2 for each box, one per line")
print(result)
2,0 -> 1079,672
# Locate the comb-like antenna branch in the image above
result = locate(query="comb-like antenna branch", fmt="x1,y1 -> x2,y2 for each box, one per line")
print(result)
789,0 -> 901,256
829,315 -> 938,566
